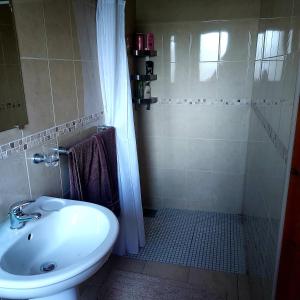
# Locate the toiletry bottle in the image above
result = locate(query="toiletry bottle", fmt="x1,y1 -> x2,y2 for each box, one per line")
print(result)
146,61 -> 154,75
145,33 -> 154,50
135,33 -> 145,51
137,81 -> 144,99
144,82 -> 151,99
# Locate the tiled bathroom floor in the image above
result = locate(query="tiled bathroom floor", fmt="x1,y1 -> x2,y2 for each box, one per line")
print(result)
80,256 -> 251,300
128,208 -> 246,274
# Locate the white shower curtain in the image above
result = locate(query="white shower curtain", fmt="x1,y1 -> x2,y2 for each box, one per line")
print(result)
96,0 -> 145,255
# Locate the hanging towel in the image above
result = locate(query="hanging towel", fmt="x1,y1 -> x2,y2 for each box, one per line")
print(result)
68,127 -> 120,216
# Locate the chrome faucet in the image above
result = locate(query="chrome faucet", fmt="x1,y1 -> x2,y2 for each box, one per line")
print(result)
8,200 -> 41,230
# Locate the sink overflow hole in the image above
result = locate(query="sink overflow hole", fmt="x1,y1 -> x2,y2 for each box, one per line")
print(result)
40,262 -> 56,273
28,233 -> 32,240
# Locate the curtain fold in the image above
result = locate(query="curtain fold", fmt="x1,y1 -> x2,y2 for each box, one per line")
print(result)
96,0 -> 145,255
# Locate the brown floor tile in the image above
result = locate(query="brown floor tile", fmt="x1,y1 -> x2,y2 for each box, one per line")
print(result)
111,255 -> 146,273
188,267 -> 238,300
83,259 -> 114,287
80,284 -> 102,300
143,261 -> 189,282
238,274 -> 251,300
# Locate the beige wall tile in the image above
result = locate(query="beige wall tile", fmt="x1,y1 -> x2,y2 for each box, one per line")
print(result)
0,0 -> 101,227
70,0 -> 90,61
186,140 -> 214,171
70,0 -> 97,61
74,61 -> 85,117
135,104 -> 164,138
74,61 -> 102,117
25,139 -> 62,199
211,172 -> 244,214
185,171 -> 214,209
21,59 -> 54,135
13,0 -> 47,58
217,61 -> 249,100
160,105 -> 188,138
294,1 -> 300,17
212,140 -> 247,174
0,128 -> 22,145
160,169 -> 186,200
136,0 -> 260,23
161,138 -> 188,170
0,152 -> 31,222
140,166 -> 165,199
260,0 -> 293,18
213,106 -> 250,141
138,136 -> 187,170
49,60 -> 78,124
138,136 -> 164,170
185,106 -> 215,139
162,197 -> 187,209
142,196 -> 164,209
191,62 -> 218,99
44,0 -> 73,59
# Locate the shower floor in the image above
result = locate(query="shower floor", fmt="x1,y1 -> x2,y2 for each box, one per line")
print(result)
128,208 -> 246,274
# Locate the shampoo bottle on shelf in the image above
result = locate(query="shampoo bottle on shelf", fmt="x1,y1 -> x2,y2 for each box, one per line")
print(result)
137,81 -> 144,99
144,82 -> 151,99
146,60 -> 154,75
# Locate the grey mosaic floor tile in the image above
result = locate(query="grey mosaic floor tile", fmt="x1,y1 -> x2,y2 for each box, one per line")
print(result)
128,208 -> 246,274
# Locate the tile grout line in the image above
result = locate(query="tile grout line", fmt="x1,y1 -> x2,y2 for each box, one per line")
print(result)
41,0 -> 56,127
24,149 -> 33,200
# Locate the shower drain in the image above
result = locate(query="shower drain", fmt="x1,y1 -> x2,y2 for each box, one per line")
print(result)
40,262 -> 56,273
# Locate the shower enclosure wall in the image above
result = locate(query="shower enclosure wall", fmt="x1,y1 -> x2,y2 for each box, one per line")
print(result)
243,0 -> 300,299
134,0 -> 300,298
135,3 -> 257,214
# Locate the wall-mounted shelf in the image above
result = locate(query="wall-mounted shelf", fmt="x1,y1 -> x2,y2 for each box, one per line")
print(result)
130,45 -> 158,110
131,74 -> 157,81
133,97 -> 158,110
132,50 -> 157,57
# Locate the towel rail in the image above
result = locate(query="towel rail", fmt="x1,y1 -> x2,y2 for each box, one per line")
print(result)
32,125 -> 110,163
55,125 -> 110,155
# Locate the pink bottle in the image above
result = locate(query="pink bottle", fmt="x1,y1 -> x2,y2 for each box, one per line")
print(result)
135,33 -> 144,51
145,33 -> 154,50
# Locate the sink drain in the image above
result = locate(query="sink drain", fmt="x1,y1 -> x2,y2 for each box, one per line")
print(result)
40,262 -> 56,273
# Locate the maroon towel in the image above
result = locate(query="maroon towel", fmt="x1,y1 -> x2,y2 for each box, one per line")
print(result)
68,127 -> 120,216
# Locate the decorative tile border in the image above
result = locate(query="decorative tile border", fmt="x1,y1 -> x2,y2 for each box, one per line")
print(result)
252,103 -> 288,164
157,98 -> 251,105
0,112 -> 103,160
0,101 -> 27,112
155,97 -> 291,106
252,98 -> 291,106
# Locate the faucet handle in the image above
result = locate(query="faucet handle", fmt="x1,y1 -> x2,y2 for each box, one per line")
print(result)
9,200 -> 35,215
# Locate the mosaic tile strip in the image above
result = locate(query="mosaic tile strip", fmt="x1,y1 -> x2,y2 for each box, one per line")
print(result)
156,98 -> 251,105
252,98 -> 291,106
252,103 -> 288,164
128,208 -> 246,274
0,112 -> 103,160
0,101 -> 27,112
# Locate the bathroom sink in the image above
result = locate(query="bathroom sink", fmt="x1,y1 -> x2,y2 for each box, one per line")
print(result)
0,196 -> 119,300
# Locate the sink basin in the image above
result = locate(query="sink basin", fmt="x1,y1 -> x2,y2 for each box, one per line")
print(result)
0,196 -> 119,300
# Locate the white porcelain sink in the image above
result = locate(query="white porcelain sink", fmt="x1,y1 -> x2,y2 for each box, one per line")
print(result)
0,196 -> 119,300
